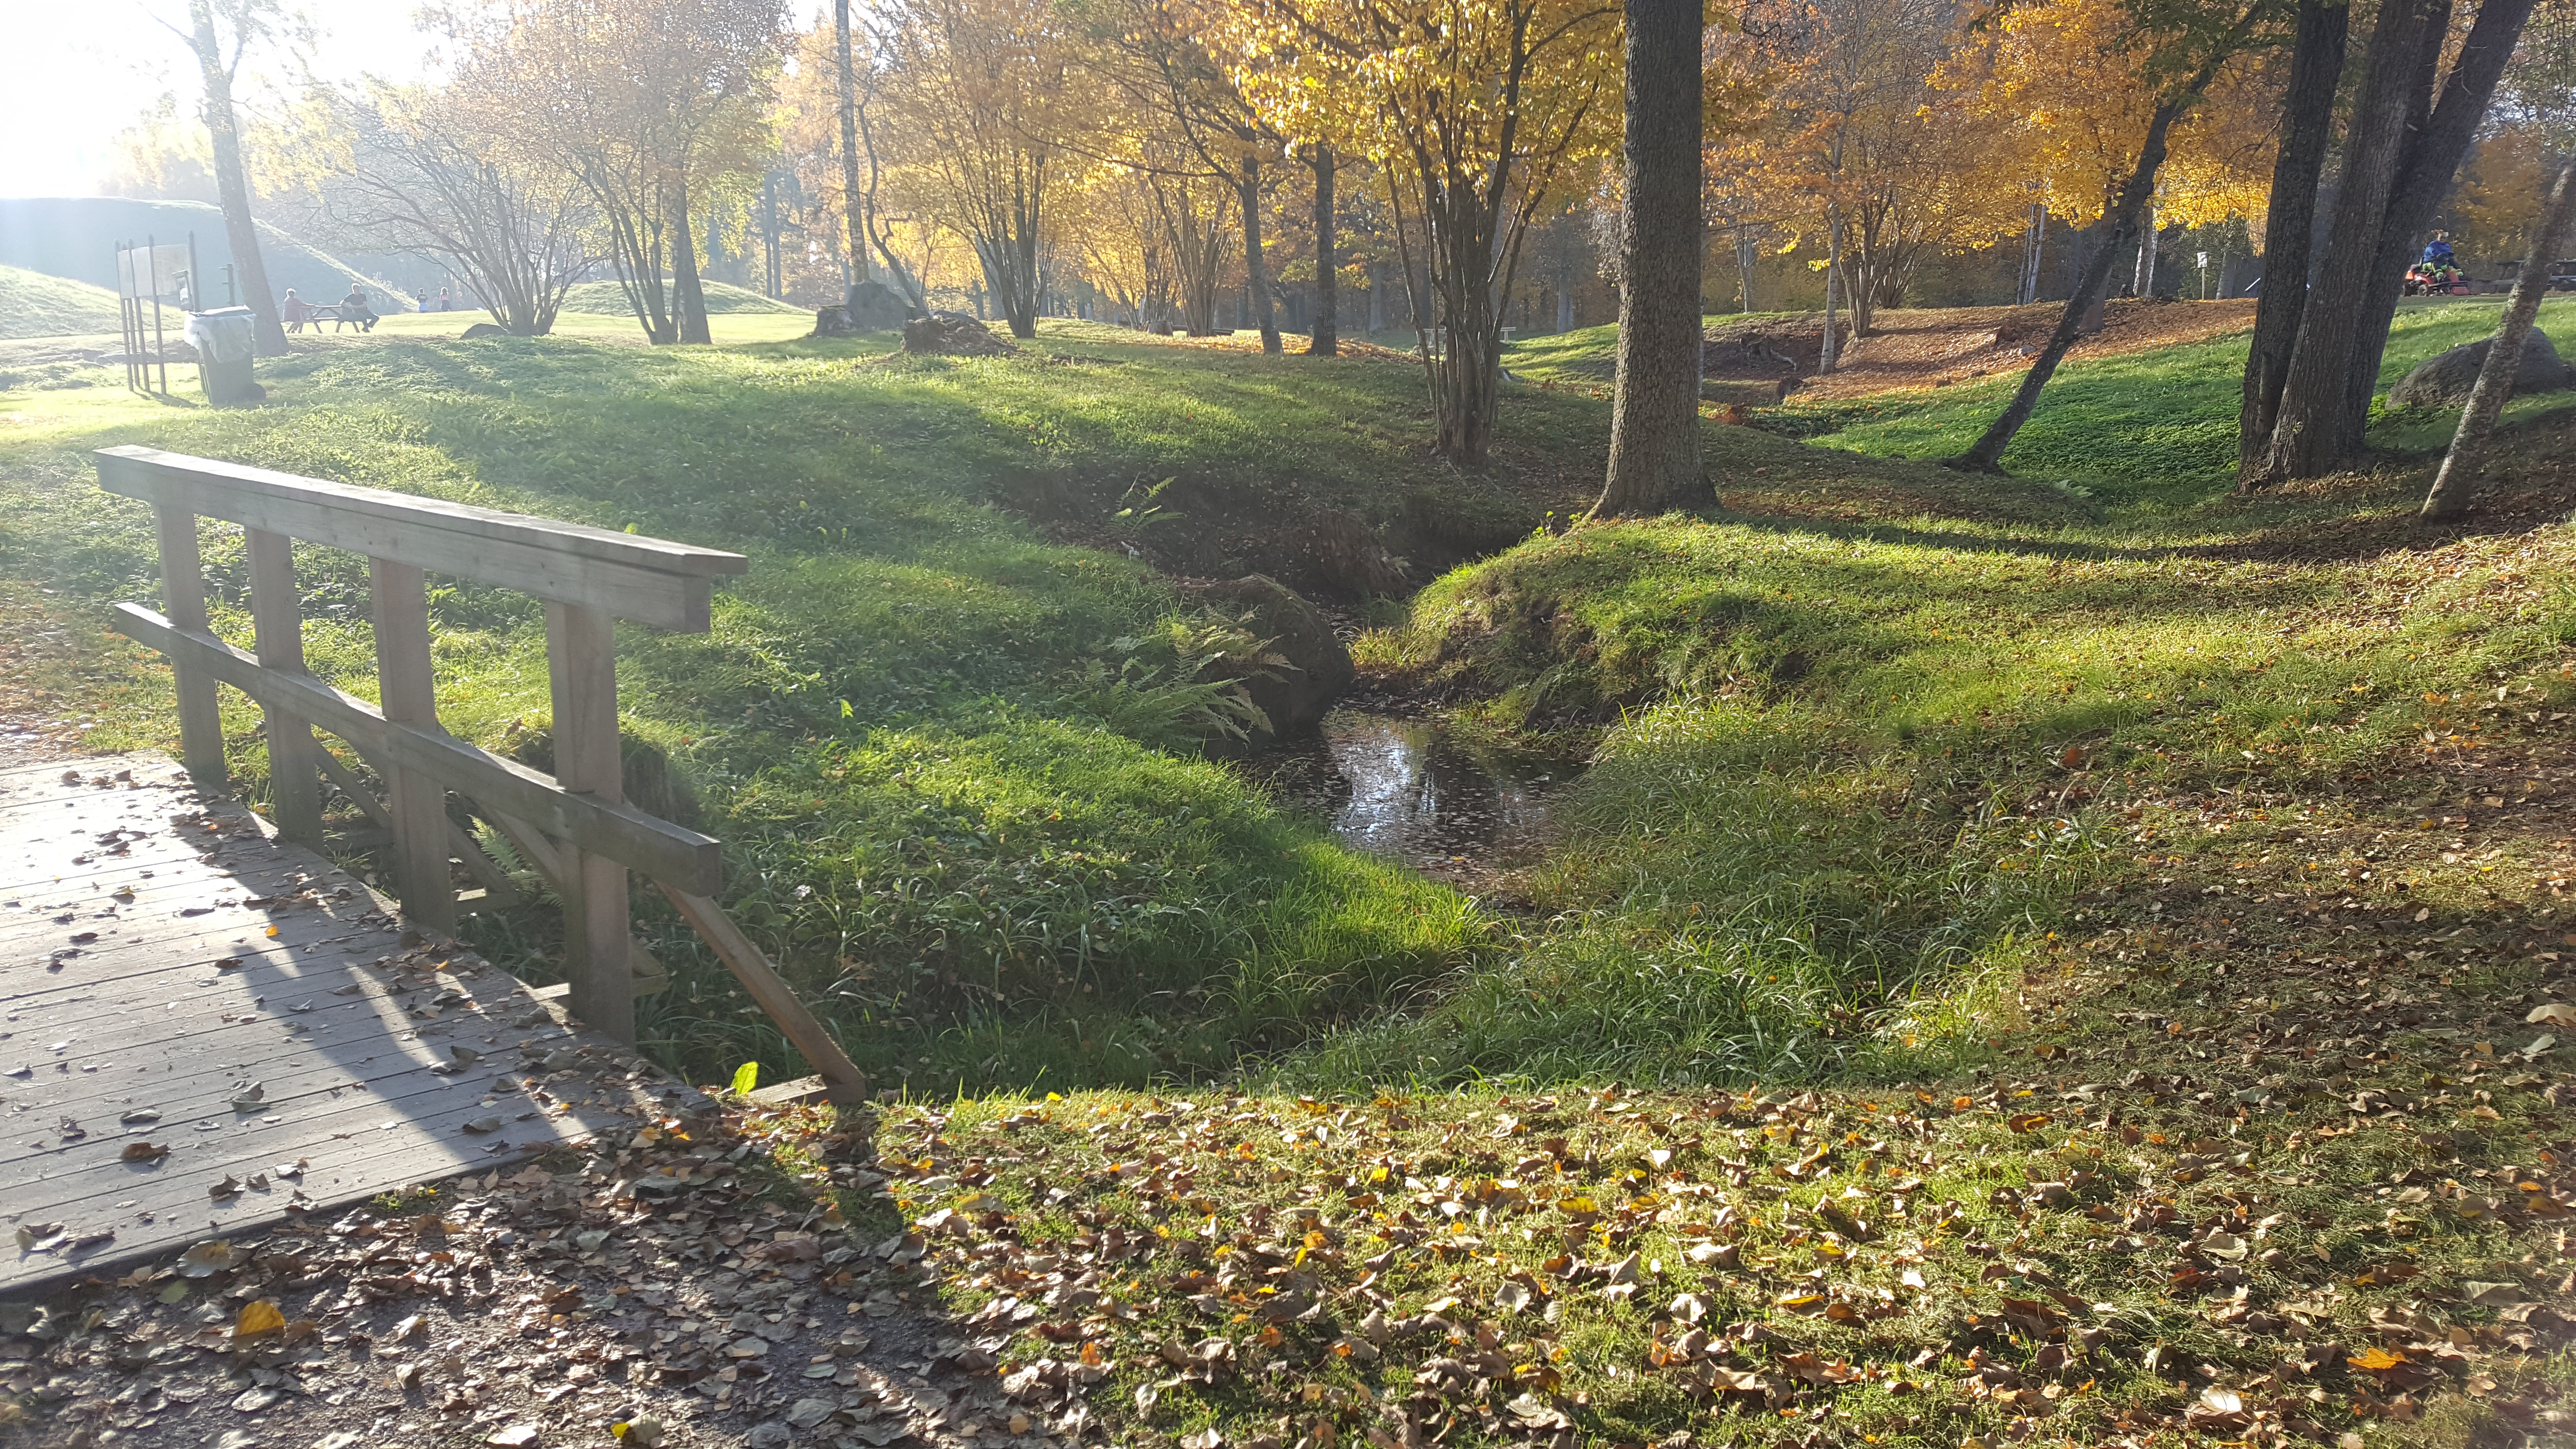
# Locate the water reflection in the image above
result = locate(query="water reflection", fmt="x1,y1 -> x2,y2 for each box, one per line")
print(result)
1261,710 -> 1565,879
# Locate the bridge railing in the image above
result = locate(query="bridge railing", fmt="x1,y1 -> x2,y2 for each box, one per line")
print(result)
98,445 -> 865,1102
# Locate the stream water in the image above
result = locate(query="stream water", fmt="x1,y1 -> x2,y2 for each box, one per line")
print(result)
1259,709 -> 1570,883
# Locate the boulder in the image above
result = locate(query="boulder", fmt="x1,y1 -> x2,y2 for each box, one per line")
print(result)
459,322 -> 507,339
811,280 -> 911,337
2388,330 -> 2573,410
1181,574 -> 1353,740
902,310 -> 1015,356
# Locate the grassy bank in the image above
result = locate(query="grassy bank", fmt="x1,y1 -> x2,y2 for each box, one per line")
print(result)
0,321 -> 1605,1092
0,262 -> 124,340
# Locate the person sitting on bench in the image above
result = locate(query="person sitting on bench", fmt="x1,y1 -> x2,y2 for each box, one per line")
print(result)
336,286 -> 379,332
279,289 -> 313,334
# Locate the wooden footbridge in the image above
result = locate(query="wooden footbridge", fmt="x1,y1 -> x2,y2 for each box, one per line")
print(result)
0,448 -> 865,1294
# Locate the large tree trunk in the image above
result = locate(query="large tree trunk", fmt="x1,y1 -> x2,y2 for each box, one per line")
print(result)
187,0 -> 288,357
1307,145 -> 1337,356
1241,149 -> 1281,354
1592,0 -> 1707,519
2420,159 -> 2576,521
2334,0 -> 2539,454
2235,0 -> 2349,486
2252,0 -> 2450,482
835,0 -> 869,301
1945,88 -> 2204,472
670,180 -> 713,345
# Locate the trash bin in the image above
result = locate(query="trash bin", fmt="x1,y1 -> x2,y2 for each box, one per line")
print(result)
183,307 -> 261,407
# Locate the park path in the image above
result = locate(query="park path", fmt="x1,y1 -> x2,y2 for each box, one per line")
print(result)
0,750 -> 683,1295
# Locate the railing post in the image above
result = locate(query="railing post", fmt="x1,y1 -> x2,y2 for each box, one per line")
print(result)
368,557 -> 456,934
246,529 -> 322,845
547,602 -> 633,1043
153,505 -> 225,785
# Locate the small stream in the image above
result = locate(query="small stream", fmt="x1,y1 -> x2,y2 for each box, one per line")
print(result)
1259,709 -> 1572,883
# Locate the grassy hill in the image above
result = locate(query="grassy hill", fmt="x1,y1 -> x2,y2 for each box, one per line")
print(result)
5,301 -> 2573,1449
0,196 -> 412,311
0,261 -> 123,339
559,277 -> 809,315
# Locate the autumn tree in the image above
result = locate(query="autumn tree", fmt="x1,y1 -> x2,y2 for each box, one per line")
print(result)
1743,0 -> 2018,349
873,0 -> 1086,337
1227,0 -> 1621,462
1939,0 -> 2277,472
154,0 -> 296,354
462,0 -> 786,345
312,80 -> 592,335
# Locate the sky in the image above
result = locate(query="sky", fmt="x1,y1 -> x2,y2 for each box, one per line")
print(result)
0,1 -> 434,199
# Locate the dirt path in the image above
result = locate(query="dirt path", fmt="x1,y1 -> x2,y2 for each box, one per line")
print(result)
1698,299 -> 2261,401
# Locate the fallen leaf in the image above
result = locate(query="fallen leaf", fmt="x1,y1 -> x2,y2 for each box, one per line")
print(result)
2527,1002 -> 2576,1028
234,1299 -> 286,1339
486,1425 -> 541,1448
178,1240 -> 240,1276
121,1141 -> 169,1162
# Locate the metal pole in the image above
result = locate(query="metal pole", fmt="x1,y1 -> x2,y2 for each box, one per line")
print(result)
149,234 -> 168,396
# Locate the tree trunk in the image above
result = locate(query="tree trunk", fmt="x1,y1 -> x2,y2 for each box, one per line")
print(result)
1819,206 -> 1842,371
2134,206 -> 2159,296
1241,150 -> 1281,354
670,180 -> 713,345
1735,223 -> 1756,313
2420,158 -> 2576,521
187,0 -> 287,357
2235,0 -> 2348,486
835,0 -> 869,301
1307,146 -> 1337,356
2334,0 -> 2538,458
2252,0 -> 2449,482
1945,89 -> 2203,472
1592,0 -> 1707,519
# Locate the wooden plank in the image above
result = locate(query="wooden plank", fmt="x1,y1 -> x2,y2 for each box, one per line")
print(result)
97,447 -> 746,633
246,527 -> 324,845
152,505 -> 225,784
370,557 -> 455,935
547,603 -> 633,1044
109,606 -> 722,892
656,884 -> 868,1106
0,752 -> 698,1296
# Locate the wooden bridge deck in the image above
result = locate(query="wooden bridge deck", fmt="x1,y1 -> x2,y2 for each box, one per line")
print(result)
0,754 -> 687,1295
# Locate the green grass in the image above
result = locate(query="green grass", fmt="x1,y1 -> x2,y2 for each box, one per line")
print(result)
556,277 -> 811,316
1502,314 -> 1807,389
0,320 -> 1586,1094
0,262 -> 125,340
1502,298 -> 2576,508
370,307 -> 820,347
1760,297 -> 2576,507
1328,297 -> 2576,1090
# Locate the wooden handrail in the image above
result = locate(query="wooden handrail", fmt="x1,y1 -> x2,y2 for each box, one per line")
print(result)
97,445 -> 746,631
95,449 -> 866,1100
110,604 -> 723,889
